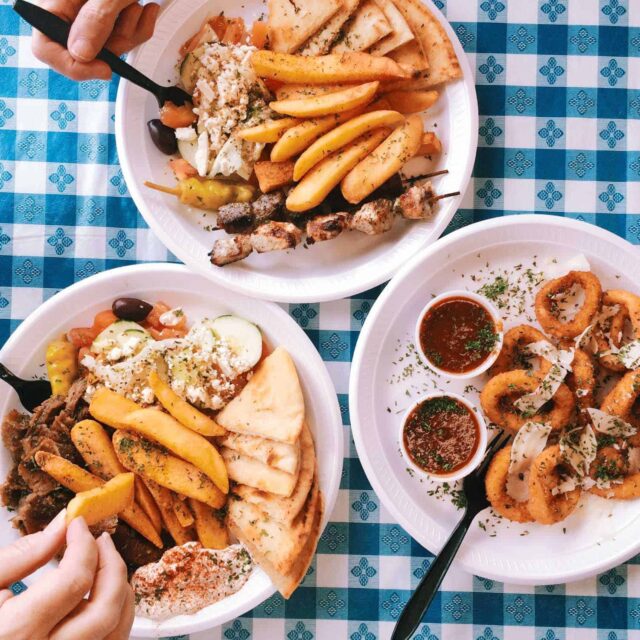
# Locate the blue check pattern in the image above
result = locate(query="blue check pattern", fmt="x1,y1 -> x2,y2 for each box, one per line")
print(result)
1,0 -> 640,638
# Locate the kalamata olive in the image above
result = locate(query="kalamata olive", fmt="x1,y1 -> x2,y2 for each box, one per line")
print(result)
112,297 -> 153,321
147,119 -> 178,155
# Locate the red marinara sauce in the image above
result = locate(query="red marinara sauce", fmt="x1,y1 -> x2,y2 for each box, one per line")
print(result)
403,396 -> 480,475
419,296 -> 498,373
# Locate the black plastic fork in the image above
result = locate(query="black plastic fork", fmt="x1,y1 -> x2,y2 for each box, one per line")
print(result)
391,430 -> 511,640
0,363 -> 52,412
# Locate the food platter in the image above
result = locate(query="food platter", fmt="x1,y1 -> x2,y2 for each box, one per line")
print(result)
0,263 -> 343,637
115,0 -> 477,303
350,215 -> 640,585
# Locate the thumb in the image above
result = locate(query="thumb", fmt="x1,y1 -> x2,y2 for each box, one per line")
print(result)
68,0 -> 132,62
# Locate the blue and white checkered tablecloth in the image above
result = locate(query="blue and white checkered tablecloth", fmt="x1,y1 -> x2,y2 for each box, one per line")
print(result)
2,0 -> 640,638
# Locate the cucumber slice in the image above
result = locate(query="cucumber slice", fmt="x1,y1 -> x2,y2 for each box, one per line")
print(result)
210,315 -> 262,368
91,320 -> 152,359
179,52 -> 201,94
177,137 -> 199,170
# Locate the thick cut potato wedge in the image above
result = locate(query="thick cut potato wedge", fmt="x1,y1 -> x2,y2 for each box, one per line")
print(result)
172,496 -> 195,528
383,90 -> 439,114
286,128 -> 391,212
294,110 -> 404,180
254,160 -> 295,193
342,114 -> 424,203
148,371 -> 225,437
271,107 -> 364,162
89,387 -> 141,428
144,480 -> 196,545
66,473 -> 134,527
275,83 -> 354,101
416,131 -> 442,156
113,430 -> 226,509
270,82 -> 379,118
237,117 -> 300,143
71,419 -> 162,532
120,408 -> 228,494
251,50 -> 409,84
190,499 -> 230,550
35,451 -> 162,547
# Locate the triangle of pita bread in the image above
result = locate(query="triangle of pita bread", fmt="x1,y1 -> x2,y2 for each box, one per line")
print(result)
300,0 -> 360,55
219,431 -> 300,475
332,0 -> 392,52
217,347 -> 305,444
388,39 -> 429,75
370,0 -> 415,56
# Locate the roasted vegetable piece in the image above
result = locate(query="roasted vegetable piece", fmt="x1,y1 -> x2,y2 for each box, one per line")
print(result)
66,473 -> 135,527
46,336 -> 78,396
159,101 -> 196,128
253,161 -> 295,193
144,178 -> 255,211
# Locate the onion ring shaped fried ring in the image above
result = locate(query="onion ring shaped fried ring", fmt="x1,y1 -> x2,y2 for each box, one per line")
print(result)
528,445 -> 581,524
597,290 -> 640,372
480,370 -> 575,433
566,349 -> 596,411
587,445 -> 640,499
535,271 -> 602,339
484,446 -> 533,523
489,325 -> 553,377
600,369 -> 640,431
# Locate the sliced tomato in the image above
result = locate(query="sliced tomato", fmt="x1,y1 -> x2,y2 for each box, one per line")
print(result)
143,302 -> 172,331
92,310 -> 118,334
160,101 -> 196,129
147,326 -> 187,340
208,14 -> 229,40
222,17 -> 246,45
68,327 -> 97,349
263,77 -> 284,94
250,21 -> 268,49
169,158 -> 198,181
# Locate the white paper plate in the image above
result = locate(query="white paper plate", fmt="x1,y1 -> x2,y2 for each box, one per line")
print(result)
350,215 -> 640,585
115,0 -> 478,303
0,264 -> 343,637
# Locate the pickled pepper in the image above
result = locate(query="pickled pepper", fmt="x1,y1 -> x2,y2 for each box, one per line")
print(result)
144,178 -> 255,210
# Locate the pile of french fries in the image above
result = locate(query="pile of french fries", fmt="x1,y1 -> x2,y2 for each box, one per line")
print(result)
35,373 -> 231,551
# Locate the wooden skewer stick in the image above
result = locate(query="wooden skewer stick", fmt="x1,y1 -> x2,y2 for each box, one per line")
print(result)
405,169 -> 449,184
429,191 -> 461,203
144,181 -> 180,196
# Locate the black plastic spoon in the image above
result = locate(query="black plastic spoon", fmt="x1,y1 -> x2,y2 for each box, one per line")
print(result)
0,363 -> 52,412
13,0 -> 191,107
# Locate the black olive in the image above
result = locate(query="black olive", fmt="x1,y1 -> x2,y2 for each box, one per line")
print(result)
112,297 -> 153,321
147,119 -> 178,155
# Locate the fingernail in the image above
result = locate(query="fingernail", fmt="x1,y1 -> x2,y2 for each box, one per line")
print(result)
67,516 -> 87,541
43,510 -> 66,534
68,37 -> 95,62
98,532 -> 115,550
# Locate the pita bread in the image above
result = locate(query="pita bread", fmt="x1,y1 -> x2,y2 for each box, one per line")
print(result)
268,0 -> 342,53
388,39 -> 429,75
233,422 -> 315,523
332,0 -> 392,52
217,347 -> 304,444
227,475 -> 319,579
300,0 -> 360,56
384,0 -> 461,89
370,0 -> 415,56
219,432 -> 300,475
222,448 -> 299,497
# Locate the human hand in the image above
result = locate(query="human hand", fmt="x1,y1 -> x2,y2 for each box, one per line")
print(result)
0,512 -> 134,640
31,0 -> 160,80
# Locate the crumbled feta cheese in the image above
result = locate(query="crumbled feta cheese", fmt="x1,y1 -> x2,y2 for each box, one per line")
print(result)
175,127 -> 197,142
159,307 -> 184,327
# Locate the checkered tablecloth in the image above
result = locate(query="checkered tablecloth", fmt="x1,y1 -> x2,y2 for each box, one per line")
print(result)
1,0 -> 640,638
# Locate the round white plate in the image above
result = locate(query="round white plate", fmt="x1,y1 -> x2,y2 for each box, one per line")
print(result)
0,264 -> 343,637
350,215 -> 640,585
115,0 -> 478,303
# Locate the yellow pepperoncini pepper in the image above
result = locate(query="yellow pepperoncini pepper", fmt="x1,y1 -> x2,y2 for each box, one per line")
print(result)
46,336 -> 78,396
144,178 -> 255,211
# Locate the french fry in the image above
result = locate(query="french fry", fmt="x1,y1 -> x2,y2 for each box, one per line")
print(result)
341,114 -> 423,204
172,496 -> 195,528
120,408 -> 228,494
382,90 -> 439,114
251,50 -> 409,84
89,387 -> 141,428
148,372 -> 225,437
113,430 -> 226,508
71,419 -> 162,532
275,83 -> 354,101
286,128 -> 390,212
237,117 -> 300,143
270,107 -> 364,162
35,451 -> 163,547
190,499 -> 230,550
144,480 -> 196,545
270,81 -> 379,118
293,110 -> 404,180
416,131 -> 442,156
66,473 -> 134,527
253,160 -> 295,193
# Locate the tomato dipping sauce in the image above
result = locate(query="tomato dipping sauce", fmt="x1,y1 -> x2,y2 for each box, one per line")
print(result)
419,296 -> 498,374
402,396 -> 480,475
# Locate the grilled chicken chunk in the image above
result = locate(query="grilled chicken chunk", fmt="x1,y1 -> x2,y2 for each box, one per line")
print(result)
306,213 -> 348,244
393,181 -> 436,220
348,199 -> 394,235
217,203 -> 254,234
210,235 -> 253,266
252,192 -> 285,223
251,222 -> 303,253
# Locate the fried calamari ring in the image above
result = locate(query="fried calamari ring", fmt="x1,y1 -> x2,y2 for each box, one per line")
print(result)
600,369 -> 640,430
480,369 -> 575,432
535,271 -> 602,339
527,445 -> 581,524
566,349 -> 596,411
489,325 -> 553,376
587,445 -> 640,499
484,445 -> 533,523
597,290 -> 640,372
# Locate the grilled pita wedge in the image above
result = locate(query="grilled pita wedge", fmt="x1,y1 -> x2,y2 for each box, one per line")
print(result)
216,347 -> 304,444
370,0 -> 415,56
219,431 -> 300,475
388,40 -> 429,76
268,0 -> 343,53
300,0 -> 360,56
222,448 -> 299,497
233,423 -> 315,523
384,0 -> 461,89
332,0 -> 392,52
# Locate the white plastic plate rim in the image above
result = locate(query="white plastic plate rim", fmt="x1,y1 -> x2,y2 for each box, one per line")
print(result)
350,215 -> 640,586
115,0 -> 478,303
0,263 -> 343,636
